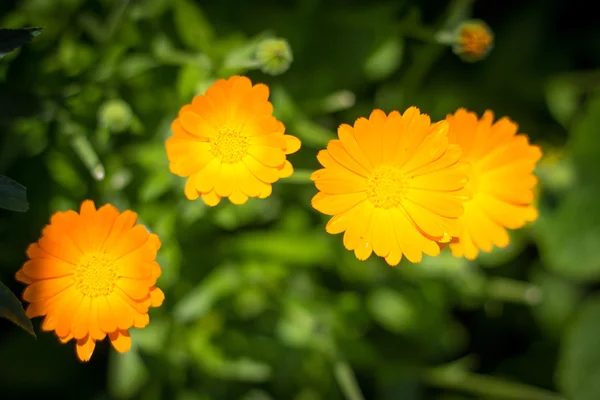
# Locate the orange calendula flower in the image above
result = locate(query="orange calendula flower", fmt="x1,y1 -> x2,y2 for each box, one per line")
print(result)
166,75 -> 301,206
446,109 -> 542,260
311,108 -> 470,266
16,200 -> 164,362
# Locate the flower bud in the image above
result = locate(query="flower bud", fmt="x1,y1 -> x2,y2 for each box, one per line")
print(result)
98,99 -> 133,133
451,20 -> 494,62
256,38 -> 293,76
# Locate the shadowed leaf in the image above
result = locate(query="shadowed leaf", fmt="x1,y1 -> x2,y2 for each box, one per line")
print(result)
0,280 -> 35,338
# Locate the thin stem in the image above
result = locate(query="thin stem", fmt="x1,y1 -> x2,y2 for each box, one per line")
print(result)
284,169 -> 313,184
106,0 -> 130,40
334,360 -> 365,400
486,277 -> 542,306
424,366 -> 565,400
399,0 -> 474,94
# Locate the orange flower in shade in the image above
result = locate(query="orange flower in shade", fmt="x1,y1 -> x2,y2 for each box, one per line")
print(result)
311,108 -> 470,266
15,200 -> 164,362
445,109 -> 542,260
166,75 -> 301,206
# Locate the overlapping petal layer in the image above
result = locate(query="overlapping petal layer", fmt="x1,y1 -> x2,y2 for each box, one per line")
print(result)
311,108 -> 470,266
16,200 -> 164,361
166,75 -> 300,206
446,108 -> 542,259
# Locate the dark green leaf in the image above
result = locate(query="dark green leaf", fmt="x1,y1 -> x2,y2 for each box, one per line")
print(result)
0,280 -> 35,337
0,175 -> 29,212
0,27 -> 43,59
557,295 -> 600,400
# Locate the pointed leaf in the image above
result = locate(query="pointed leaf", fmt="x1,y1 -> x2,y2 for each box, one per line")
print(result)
0,280 -> 35,337
0,27 -> 43,59
0,174 -> 28,212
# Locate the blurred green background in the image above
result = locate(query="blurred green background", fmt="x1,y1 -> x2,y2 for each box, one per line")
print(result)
1,0 -> 599,399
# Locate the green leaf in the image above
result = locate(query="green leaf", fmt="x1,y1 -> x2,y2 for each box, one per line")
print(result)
531,268 -> 581,337
173,265 -> 242,323
173,0 -> 214,52
536,94 -> 600,282
545,78 -> 581,129
0,27 -> 43,59
557,295 -> 600,400
108,346 -> 148,399
0,175 -> 29,212
0,280 -> 35,337
367,288 -> 416,333
364,36 -> 404,81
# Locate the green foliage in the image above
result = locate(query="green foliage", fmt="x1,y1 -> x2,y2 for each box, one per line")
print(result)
0,280 -> 35,337
557,295 -> 600,400
0,27 -> 42,58
0,174 -> 28,212
0,0 -> 597,399
536,94 -> 600,282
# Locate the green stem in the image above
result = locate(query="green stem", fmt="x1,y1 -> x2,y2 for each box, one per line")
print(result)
486,277 -> 542,306
334,360 -> 365,400
424,366 -> 565,400
106,0 -> 130,40
399,0 -> 474,94
284,169 -> 313,184
70,135 -> 105,181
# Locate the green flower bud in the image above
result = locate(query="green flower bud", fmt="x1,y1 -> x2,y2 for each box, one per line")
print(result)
98,99 -> 133,133
255,38 -> 293,76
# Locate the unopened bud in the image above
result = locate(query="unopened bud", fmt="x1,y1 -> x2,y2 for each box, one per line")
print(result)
451,20 -> 494,62
98,99 -> 133,133
256,38 -> 293,76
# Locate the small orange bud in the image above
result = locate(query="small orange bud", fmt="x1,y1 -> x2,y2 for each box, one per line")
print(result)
452,20 -> 494,62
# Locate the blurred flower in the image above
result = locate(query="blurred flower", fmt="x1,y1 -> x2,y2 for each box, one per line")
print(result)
446,109 -> 542,260
256,38 -> 293,75
15,200 -> 164,362
98,99 -> 133,133
451,20 -> 494,62
166,75 -> 301,206
311,108 -> 470,266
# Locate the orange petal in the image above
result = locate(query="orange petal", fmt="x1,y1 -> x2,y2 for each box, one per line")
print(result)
283,135 -> 301,154
201,190 -> 221,206
103,210 -> 138,253
229,188 -> 249,205
106,293 -> 135,330
195,157 -> 221,193
277,160 -> 293,178
16,269 -> 34,284
311,192 -> 367,216
243,155 -> 279,183
117,278 -> 151,300
214,162 -> 236,197
23,276 -> 75,303
247,146 -> 286,167
109,329 -> 132,353
76,335 -> 96,362
110,225 -> 151,260
133,312 -> 150,328
149,287 -> 165,307
97,296 -> 118,333
71,295 -> 92,339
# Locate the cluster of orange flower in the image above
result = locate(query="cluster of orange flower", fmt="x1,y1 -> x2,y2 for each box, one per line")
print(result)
15,75 -> 541,362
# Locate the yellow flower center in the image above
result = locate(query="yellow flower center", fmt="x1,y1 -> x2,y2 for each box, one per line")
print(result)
211,127 -> 249,163
366,165 -> 408,209
74,253 -> 118,298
